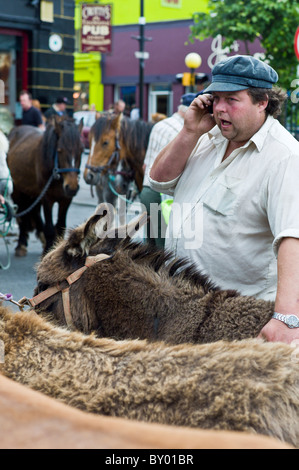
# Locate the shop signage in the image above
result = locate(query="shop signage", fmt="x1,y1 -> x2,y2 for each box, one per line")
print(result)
81,4 -> 112,53
161,0 -> 182,7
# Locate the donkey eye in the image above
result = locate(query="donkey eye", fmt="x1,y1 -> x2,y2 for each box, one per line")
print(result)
37,281 -> 48,293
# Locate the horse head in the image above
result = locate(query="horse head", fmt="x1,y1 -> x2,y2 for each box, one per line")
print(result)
46,116 -> 84,198
84,113 -> 124,187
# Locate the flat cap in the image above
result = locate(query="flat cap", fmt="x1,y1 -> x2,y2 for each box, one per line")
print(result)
204,55 -> 278,93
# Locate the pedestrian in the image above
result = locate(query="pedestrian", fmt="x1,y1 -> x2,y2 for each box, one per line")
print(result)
130,103 -> 139,120
150,55 -> 299,344
110,99 -> 126,115
140,93 -> 196,247
44,96 -> 68,120
19,90 -> 44,130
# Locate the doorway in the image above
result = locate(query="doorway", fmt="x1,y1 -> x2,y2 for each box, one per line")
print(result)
148,83 -> 173,120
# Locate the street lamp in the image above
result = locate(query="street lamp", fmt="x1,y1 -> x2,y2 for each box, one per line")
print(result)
184,53 -> 202,92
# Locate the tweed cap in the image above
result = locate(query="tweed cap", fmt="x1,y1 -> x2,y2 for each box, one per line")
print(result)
204,55 -> 278,93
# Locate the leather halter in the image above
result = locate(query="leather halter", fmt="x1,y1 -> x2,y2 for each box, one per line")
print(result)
18,253 -> 111,330
85,129 -> 121,176
53,151 -> 80,180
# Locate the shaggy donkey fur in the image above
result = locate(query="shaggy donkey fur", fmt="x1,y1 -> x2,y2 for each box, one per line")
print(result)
33,204 -> 274,343
0,305 -> 298,447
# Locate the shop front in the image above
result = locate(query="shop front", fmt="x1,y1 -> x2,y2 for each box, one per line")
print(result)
0,0 -> 75,131
0,28 -> 28,133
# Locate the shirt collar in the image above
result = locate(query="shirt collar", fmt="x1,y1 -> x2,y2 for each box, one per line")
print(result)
208,115 -> 275,153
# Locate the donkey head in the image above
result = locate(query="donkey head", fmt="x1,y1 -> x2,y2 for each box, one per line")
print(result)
33,204 -> 147,331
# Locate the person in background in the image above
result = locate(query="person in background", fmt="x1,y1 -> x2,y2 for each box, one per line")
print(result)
19,90 -> 44,130
44,96 -> 68,120
140,93 -> 196,247
112,99 -> 126,115
130,103 -> 140,120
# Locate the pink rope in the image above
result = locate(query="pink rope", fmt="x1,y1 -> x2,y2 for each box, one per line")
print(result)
0,292 -> 12,301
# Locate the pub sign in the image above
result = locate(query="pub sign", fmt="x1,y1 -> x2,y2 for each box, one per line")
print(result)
81,3 -> 112,53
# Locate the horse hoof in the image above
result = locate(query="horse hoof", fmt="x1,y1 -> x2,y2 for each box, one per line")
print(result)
15,245 -> 27,257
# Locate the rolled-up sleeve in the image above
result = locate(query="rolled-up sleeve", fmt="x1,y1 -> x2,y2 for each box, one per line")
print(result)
149,173 -> 181,196
266,154 -> 299,257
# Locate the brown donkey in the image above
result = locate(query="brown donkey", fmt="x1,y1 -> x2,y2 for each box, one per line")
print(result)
29,204 -> 274,343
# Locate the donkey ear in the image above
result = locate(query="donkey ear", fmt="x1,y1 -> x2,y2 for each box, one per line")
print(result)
110,211 -> 147,239
93,203 -> 115,238
126,211 -> 147,238
66,203 -> 114,256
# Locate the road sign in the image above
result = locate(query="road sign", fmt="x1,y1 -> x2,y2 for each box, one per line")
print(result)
294,27 -> 299,60
134,51 -> 150,60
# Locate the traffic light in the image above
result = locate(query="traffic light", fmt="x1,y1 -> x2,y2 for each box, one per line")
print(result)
176,73 -> 209,86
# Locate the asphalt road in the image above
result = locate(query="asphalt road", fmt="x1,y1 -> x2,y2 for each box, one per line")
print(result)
0,151 -> 144,312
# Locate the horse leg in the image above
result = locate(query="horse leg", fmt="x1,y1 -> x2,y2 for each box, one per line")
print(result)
32,205 -> 46,250
42,199 -> 55,254
55,198 -> 71,240
14,194 -> 35,257
15,217 -> 29,257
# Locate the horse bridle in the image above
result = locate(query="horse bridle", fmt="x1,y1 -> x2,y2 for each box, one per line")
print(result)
85,129 -> 121,176
18,253 -> 111,330
53,151 -> 80,180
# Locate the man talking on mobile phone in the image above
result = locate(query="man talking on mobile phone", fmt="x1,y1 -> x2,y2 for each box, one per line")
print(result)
149,55 -> 299,344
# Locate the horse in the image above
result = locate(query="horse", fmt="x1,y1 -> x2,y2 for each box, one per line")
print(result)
28,204 -> 275,343
7,117 -> 84,256
84,113 -> 153,206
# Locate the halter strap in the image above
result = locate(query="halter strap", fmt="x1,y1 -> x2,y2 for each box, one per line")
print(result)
18,253 -> 111,329
85,128 -> 121,175
53,151 -> 80,179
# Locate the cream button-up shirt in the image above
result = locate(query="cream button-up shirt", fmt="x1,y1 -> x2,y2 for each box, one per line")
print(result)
149,116 -> 299,300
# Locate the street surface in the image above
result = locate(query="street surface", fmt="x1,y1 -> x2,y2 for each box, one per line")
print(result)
0,151 -> 144,312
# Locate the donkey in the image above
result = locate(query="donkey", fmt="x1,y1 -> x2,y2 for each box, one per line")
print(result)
0,304 -> 298,447
30,204 -> 275,343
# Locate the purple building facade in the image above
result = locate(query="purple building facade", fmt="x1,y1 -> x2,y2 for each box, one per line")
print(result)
101,20 -> 263,120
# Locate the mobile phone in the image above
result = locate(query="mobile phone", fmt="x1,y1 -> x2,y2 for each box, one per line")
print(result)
207,104 -> 213,114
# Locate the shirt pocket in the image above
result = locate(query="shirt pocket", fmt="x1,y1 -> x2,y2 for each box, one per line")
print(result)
200,175 -> 243,216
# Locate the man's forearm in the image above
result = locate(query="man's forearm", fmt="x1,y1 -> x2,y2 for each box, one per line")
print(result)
259,237 -> 299,343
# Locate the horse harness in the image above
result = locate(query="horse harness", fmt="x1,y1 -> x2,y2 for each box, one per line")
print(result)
18,253 -> 111,330
85,129 -> 135,181
85,129 -> 121,176
53,151 -> 80,180
11,151 -> 81,219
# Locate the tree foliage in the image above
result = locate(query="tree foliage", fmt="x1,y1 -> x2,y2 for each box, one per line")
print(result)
189,0 -> 299,90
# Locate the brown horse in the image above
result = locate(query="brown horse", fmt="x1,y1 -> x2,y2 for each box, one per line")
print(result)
7,117 -> 83,256
84,113 -> 153,205
28,204 -> 274,343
